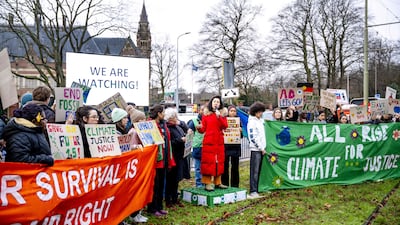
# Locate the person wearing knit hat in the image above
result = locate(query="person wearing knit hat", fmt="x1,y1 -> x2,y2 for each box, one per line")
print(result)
111,108 -> 129,135
2,104 -> 54,166
20,92 -> 33,108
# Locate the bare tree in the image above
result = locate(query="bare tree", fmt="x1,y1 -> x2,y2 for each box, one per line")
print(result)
150,38 -> 176,103
0,0 -> 129,91
268,0 -> 363,92
191,0 -> 265,104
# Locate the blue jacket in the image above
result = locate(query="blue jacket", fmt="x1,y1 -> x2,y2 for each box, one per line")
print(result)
3,118 -> 54,166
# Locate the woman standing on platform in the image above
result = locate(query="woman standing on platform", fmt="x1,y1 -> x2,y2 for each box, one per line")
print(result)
197,96 -> 228,191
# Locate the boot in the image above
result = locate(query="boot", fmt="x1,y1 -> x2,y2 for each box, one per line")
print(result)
205,184 -> 214,191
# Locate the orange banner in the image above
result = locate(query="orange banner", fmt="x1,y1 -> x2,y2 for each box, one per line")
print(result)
0,145 -> 157,225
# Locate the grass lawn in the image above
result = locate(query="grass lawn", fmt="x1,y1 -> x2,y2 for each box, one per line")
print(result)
129,160 -> 400,225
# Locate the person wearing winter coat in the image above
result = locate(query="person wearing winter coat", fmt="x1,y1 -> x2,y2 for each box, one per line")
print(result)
3,104 -> 54,166
147,104 -> 175,217
197,95 -> 228,191
247,101 -> 266,198
222,105 -> 242,188
164,107 -> 187,208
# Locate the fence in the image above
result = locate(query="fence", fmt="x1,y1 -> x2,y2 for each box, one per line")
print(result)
240,138 -> 251,160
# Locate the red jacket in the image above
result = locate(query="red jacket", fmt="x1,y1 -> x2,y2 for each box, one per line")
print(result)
198,112 -> 228,176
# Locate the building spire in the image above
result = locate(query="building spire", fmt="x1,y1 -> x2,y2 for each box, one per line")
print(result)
137,0 -> 151,58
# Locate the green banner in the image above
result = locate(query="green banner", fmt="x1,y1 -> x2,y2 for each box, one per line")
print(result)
259,121 -> 400,191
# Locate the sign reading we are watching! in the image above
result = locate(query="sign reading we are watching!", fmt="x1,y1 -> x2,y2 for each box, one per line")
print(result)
66,52 -> 149,106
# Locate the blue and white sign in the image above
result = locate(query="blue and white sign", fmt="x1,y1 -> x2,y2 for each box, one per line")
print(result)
66,52 -> 149,106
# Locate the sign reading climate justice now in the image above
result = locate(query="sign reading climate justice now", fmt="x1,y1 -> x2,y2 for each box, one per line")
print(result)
85,124 -> 121,158
66,52 -> 149,106
47,124 -> 84,160
0,146 -> 157,225
258,121 -> 400,191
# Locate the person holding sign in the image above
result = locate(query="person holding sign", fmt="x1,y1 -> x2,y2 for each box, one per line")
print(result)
3,104 -> 54,166
272,107 -> 284,121
75,106 -> 100,158
197,96 -> 228,191
164,107 -> 187,208
147,104 -> 175,217
247,101 -> 266,199
222,105 -> 242,188
111,107 -> 148,223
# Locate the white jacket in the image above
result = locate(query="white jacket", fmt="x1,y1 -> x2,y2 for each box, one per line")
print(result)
247,115 -> 266,151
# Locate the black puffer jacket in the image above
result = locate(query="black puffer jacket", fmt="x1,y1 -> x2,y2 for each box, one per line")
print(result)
3,118 -> 54,166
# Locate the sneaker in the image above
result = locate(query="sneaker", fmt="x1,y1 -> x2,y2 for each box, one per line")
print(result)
215,184 -> 228,189
137,214 -> 148,222
158,209 -> 168,215
247,192 -> 260,199
133,214 -> 147,223
205,184 -> 214,191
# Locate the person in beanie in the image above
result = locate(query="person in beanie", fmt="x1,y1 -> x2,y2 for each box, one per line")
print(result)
20,92 -> 32,108
111,108 -> 129,135
197,95 -> 228,191
222,105 -> 242,187
247,101 -> 266,199
3,104 -> 54,166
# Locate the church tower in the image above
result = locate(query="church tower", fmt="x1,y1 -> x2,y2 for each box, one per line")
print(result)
137,2 -> 151,58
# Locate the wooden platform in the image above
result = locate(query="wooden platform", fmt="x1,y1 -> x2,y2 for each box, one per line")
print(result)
181,187 -> 247,207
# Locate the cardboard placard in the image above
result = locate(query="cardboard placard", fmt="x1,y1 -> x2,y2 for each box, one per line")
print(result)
278,88 -> 304,108
349,105 -> 368,124
46,124 -> 84,159
85,124 -> 121,157
96,92 -> 128,123
54,87 -> 84,122
224,117 -> 241,144
133,120 -> 164,146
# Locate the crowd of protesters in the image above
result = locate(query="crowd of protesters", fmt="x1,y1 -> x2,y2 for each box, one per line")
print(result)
1,86 -> 399,224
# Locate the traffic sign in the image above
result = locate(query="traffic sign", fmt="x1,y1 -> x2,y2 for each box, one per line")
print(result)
221,87 -> 240,99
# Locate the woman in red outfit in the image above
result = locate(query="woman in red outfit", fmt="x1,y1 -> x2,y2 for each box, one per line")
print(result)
197,96 -> 228,191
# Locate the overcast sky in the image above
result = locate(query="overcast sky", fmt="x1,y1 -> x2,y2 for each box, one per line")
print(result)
111,0 -> 400,93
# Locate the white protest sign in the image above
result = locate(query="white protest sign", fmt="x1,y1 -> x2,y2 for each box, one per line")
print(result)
46,124 -> 84,160
278,88 -> 304,108
66,52 -> 149,106
54,87 -> 84,122
184,132 -> 193,158
224,117 -> 241,144
385,86 -> 397,99
327,89 -> 349,104
85,124 -> 121,158
320,89 -> 337,112
388,98 -> 400,114
349,105 -> 368,124
0,48 -> 18,109
370,99 -> 388,118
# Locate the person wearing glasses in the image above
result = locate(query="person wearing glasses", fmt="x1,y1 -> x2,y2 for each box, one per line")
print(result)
2,104 -> 54,166
75,106 -> 100,158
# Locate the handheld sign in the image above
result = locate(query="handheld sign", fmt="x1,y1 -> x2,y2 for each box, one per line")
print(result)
54,87 -> 83,122
224,117 -> 241,144
320,89 -> 337,113
302,95 -> 320,113
0,48 -> 19,109
85,124 -> 121,157
385,86 -> 397,99
96,92 -> 128,123
46,124 -> 84,159
184,132 -> 194,158
278,88 -> 304,108
133,120 -> 164,146
349,105 -> 368,124
388,98 -> 400,114
71,81 -> 91,103
370,99 -> 388,118
118,133 -> 133,153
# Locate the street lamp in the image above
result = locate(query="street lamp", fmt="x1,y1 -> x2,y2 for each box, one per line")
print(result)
175,32 -> 190,112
